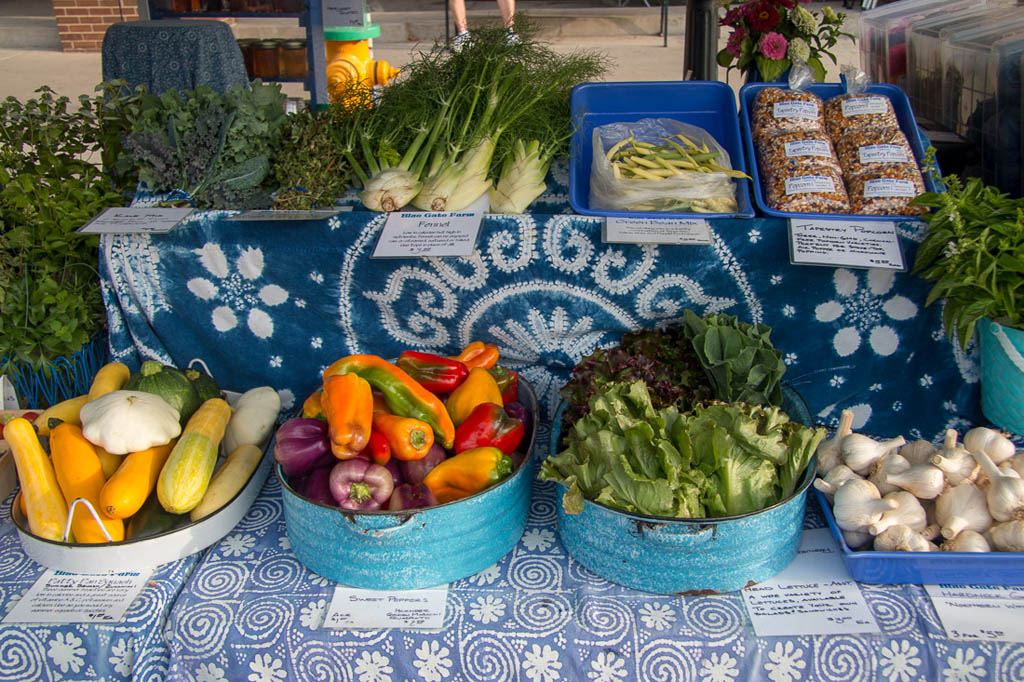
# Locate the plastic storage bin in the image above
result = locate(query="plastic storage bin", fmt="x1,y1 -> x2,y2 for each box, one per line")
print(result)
815,489 -> 1024,585
905,1 -> 1020,125
738,81 -> 939,220
859,0 -> 979,89
568,80 -> 755,220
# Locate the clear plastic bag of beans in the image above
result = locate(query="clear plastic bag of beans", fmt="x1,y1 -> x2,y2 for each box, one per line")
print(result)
751,87 -> 826,142
834,127 -> 919,178
847,165 -> 927,215
765,165 -> 851,214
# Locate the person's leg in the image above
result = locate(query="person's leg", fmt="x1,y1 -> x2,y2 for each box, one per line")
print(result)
451,0 -> 469,33
496,0 -> 514,29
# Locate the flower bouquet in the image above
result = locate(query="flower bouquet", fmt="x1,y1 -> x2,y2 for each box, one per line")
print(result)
717,0 -> 854,83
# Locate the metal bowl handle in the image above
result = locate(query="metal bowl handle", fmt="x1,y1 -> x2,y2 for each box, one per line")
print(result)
341,513 -> 418,536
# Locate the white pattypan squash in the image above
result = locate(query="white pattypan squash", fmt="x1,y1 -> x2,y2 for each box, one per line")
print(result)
80,390 -> 182,455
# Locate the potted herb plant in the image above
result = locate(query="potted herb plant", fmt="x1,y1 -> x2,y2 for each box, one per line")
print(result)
716,0 -> 854,83
912,174 -> 1024,434
0,84 -> 141,407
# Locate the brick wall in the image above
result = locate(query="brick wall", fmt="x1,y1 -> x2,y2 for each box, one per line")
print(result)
52,0 -> 140,53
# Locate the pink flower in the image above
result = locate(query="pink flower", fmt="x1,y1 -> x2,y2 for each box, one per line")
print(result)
757,31 -> 788,60
725,27 -> 746,56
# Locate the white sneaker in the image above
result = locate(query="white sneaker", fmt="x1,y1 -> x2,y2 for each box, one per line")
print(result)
451,31 -> 470,51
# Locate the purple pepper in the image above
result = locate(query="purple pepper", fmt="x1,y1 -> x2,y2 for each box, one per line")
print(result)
300,465 -> 336,506
329,458 -> 395,510
503,401 -> 531,436
384,458 -> 404,487
388,483 -> 438,510
274,418 -> 332,477
400,443 -> 447,485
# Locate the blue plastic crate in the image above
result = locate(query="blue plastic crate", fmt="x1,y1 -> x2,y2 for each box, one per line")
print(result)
738,82 -> 941,221
569,80 -> 756,220
815,488 -> 1024,585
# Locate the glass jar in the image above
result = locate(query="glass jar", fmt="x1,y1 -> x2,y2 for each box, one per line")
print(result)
279,39 -> 307,79
252,39 -> 280,79
236,38 -> 257,78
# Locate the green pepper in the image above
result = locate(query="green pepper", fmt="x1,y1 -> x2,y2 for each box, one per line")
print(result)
323,354 -> 455,449
487,365 -> 519,403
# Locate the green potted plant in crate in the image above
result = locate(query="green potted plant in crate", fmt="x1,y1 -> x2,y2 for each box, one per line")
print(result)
0,84 -> 141,407
912,173 -> 1024,434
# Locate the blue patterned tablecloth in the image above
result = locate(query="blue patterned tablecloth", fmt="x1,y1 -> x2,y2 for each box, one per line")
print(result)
0,495 -> 199,682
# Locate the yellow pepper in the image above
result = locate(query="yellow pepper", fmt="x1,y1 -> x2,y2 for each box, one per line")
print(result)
445,366 -> 503,427
423,446 -> 513,503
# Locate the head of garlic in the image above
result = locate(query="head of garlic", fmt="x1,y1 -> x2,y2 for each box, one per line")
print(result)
873,524 -> 938,552
869,491 -> 928,536
940,529 -> 991,553
972,448 -> 1024,522
869,452 -> 911,496
1003,452 -> 1024,480
963,426 -> 1016,465
842,527 -> 873,550
842,434 -> 906,475
899,439 -> 938,466
934,482 -> 992,540
931,430 -> 979,487
832,478 -> 898,532
816,409 -> 855,476
881,463 -> 946,499
989,521 -> 1024,552
813,464 -> 861,503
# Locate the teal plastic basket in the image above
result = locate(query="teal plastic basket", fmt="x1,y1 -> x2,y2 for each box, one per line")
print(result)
979,318 -> 1024,435
1,332 -> 108,409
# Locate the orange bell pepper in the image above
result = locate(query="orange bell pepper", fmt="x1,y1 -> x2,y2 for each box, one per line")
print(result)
371,412 -> 434,461
322,372 -> 373,459
449,341 -> 499,370
445,366 -> 503,427
422,446 -> 513,503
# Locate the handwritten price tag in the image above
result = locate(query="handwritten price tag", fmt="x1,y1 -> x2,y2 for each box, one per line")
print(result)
788,219 -> 905,270
78,207 -> 193,234
604,217 -> 712,245
322,585 -> 449,630
3,569 -> 152,624
924,584 -> 1024,643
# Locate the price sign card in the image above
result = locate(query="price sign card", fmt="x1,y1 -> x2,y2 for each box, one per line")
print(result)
322,0 -> 363,27
924,584 -> 1024,643
226,209 -> 342,222
78,207 -> 193,234
604,216 -> 712,245
322,585 -> 448,630
3,569 -> 152,624
373,212 -> 482,258
742,528 -> 879,637
789,219 -> 904,270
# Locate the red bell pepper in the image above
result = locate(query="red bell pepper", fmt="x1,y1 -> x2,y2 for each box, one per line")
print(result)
453,402 -> 525,455
365,429 -> 391,465
395,351 -> 469,394
488,365 -> 519,403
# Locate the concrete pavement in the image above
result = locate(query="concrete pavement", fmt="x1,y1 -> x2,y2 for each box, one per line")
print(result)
0,1 -> 863,104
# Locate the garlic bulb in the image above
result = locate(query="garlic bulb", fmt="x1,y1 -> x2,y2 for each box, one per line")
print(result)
816,409 -> 855,476
832,478 -> 898,531
899,439 -> 938,466
869,453 -> 911,496
972,448 -> 1024,522
813,464 -> 861,503
869,491 -> 927,536
934,482 -> 992,540
989,520 -> 1024,552
963,426 -> 1016,465
882,463 -> 946,499
842,434 -> 906,475
873,524 -> 937,552
1003,452 -> 1024,479
941,529 -> 991,553
921,523 -> 941,541
842,528 -> 873,550
931,430 -> 979,486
